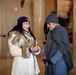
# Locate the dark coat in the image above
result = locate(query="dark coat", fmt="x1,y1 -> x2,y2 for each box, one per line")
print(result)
43,25 -> 73,75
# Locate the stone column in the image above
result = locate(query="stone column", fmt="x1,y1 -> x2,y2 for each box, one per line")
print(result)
72,0 -> 76,74
0,0 -> 7,58
33,0 -> 45,49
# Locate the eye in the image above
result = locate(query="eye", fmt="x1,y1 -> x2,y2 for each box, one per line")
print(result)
48,23 -> 51,25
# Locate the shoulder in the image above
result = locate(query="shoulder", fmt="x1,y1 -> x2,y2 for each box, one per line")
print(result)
8,30 -> 20,38
57,26 -> 69,39
58,25 -> 67,33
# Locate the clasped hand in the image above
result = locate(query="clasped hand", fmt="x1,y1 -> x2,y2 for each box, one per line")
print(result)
30,45 -> 39,52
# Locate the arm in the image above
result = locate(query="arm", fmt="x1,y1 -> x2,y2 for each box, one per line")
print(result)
8,43 -> 22,57
8,31 -> 22,57
50,49 -> 63,64
33,46 -> 41,55
29,40 -> 41,55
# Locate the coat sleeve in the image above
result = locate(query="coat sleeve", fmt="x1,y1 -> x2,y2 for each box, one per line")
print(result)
33,40 -> 41,55
8,33 -> 22,57
8,44 -> 22,57
50,50 -> 63,64
33,46 -> 41,55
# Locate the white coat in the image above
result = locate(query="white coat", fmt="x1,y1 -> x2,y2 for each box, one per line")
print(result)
8,31 -> 41,75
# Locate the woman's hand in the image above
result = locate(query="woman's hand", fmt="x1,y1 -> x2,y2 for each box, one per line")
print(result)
45,62 -> 49,66
30,45 -> 39,52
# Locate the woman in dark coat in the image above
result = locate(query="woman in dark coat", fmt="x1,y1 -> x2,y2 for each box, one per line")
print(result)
42,13 -> 73,75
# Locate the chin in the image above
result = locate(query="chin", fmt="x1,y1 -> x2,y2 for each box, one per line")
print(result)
50,29 -> 53,30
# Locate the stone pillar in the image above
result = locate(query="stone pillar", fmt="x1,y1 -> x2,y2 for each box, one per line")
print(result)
33,0 -> 45,49
0,0 -> 7,58
72,0 -> 76,74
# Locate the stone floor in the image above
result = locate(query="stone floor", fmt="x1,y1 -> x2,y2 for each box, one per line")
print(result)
0,53 -> 76,75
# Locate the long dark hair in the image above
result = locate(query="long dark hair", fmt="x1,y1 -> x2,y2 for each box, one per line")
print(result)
8,17 -> 35,40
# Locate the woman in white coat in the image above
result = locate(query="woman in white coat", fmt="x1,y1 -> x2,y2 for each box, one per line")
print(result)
8,16 -> 41,75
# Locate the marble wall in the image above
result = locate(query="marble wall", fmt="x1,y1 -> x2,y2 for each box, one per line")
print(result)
73,0 -> 76,68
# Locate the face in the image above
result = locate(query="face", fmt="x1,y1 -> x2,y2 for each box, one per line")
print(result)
22,22 -> 30,31
47,22 -> 57,31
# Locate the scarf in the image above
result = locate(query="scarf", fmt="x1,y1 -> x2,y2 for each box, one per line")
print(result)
43,25 -> 73,71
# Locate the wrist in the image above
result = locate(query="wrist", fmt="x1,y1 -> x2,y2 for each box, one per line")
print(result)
29,48 -> 32,52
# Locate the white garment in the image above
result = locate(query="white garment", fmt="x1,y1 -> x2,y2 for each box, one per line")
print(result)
8,31 -> 41,75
